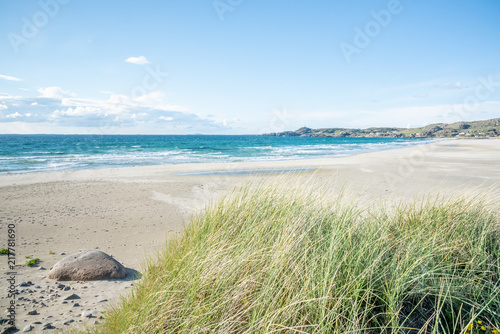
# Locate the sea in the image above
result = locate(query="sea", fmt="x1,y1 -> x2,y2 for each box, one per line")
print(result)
0,135 -> 435,174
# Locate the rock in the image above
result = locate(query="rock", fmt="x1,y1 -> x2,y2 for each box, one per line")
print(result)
81,311 -> 92,318
27,310 -> 38,315
41,322 -> 54,330
22,324 -> 34,332
48,251 -> 127,281
63,319 -> 74,325
38,267 -> 46,270
1,325 -> 17,334
64,294 -> 80,300
19,282 -> 29,287
73,303 -> 80,307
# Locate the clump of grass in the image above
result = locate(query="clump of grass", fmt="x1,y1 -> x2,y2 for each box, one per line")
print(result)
0,248 -> 9,255
77,182 -> 500,334
25,258 -> 39,267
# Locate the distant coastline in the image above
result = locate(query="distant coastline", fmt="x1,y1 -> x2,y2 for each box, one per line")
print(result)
262,118 -> 500,138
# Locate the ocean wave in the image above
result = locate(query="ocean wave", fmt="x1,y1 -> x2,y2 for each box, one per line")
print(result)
0,136 -> 437,174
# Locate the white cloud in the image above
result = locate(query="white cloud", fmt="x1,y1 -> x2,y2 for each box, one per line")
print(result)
52,106 -> 102,118
0,93 -> 224,134
132,91 -> 164,105
0,74 -> 22,81
38,87 -> 76,98
125,56 -> 150,65
6,112 -> 22,118
438,81 -> 463,89
0,104 -> 7,110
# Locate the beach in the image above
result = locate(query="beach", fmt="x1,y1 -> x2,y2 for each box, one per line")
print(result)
1,138 -> 499,332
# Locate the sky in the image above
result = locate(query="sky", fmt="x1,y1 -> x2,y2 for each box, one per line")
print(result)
0,0 -> 499,134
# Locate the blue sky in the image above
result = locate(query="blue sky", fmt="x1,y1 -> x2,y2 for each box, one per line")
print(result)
0,0 -> 499,134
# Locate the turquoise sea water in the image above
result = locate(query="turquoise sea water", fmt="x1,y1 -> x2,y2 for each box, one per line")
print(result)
0,135 -> 434,174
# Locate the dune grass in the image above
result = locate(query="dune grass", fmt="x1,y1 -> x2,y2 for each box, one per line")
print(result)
78,182 -> 499,333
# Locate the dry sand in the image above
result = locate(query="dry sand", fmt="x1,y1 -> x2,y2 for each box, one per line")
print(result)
1,139 -> 499,332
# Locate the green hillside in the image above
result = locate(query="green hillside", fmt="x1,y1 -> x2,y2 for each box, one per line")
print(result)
263,118 -> 500,138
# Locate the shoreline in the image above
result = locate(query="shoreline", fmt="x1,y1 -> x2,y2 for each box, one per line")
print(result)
0,138 -> 447,187
0,139 -> 499,333
0,136 -> 438,178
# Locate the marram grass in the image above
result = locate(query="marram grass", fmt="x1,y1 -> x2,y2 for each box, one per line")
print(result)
76,182 -> 499,334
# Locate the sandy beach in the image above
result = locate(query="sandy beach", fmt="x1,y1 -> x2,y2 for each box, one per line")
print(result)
1,139 -> 499,332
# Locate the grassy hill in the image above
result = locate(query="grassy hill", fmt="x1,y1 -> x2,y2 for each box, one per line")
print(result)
73,182 -> 500,334
263,118 -> 500,138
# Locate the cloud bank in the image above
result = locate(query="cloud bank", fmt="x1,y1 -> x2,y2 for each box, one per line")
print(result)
0,89 -> 228,134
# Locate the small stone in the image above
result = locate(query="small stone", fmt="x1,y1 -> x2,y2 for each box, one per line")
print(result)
41,322 -> 54,329
27,310 -> 38,315
64,294 -> 80,300
81,311 -> 92,318
22,324 -> 34,332
98,299 -> 108,303
63,286 -> 71,291
1,325 -> 17,334
73,303 -> 80,307
63,319 -> 74,325
19,282 -> 29,287
38,267 -> 46,270
60,253 -> 65,255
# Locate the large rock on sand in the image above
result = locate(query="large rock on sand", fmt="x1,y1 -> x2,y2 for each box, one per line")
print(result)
48,251 -> 127,281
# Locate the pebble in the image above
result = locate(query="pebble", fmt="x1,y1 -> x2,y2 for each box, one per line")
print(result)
22,324 -> 34,332
27,310 -> 38,315
41,322 -> 54,330
1,325 -> 17,334
82,311 -> 93,318
64,293 -> 80,300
